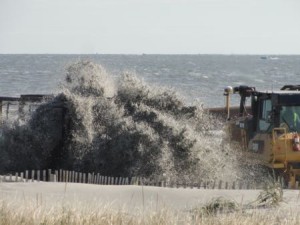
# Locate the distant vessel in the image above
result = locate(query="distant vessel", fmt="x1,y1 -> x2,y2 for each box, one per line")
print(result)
260,56 -> 279,60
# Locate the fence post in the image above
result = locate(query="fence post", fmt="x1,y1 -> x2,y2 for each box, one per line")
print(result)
212,180 -> 216,189
68,170 -> 70,182
203,181 -> 206,189
246,182 -> 250,189
280,177 -> 285,188
96,173 -> 100,184
63,171 -> 66,182
82,173 -> 85,184
25,170 -> 28,182
232,181 -> 236,189
78,173 -> 82,183
253,181 -> 257,190
66,170 -> 69,182
294,181 -> 299,189
72,171 -> 75,183
58,169 -> 61,182
288,181 -> 292,189
65,171 -> 69,183
20,172 -> 24,182
197,181 -> 201,189
74,172 -> 77,183
168,180 -> 173,188
218,180 -> 222,189
42,170 -> 45,181
68,171 -> 71,182
31,170 -> 34,182
55,171 -> 58,182
93,173 -> 95,184
94,173 -> 97,184
37,170 -> 40,182
69,171 -> 72,182
48,169 -> 52,182
15,172 -> 19,182
239,181 -> 243,189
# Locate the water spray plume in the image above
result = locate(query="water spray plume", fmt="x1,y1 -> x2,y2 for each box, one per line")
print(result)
0,61 -> 241,181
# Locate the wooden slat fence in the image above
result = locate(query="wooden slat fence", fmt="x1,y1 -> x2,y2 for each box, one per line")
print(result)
0,169 -> 290,190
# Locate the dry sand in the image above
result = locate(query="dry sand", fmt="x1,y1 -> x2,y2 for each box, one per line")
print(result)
1,182 -> 300,213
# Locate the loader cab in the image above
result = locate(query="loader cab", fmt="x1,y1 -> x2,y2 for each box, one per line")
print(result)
277,93 -> 300,132
250,91 -> 300,135
226,86 -> 300,150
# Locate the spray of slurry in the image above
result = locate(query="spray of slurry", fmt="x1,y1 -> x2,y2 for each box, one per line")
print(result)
0,61 -> 247,182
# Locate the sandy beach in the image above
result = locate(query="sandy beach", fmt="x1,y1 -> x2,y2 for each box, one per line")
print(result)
1,182 -> 299,212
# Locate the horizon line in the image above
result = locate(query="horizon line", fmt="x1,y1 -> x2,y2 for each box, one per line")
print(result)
1,53 -> 300,56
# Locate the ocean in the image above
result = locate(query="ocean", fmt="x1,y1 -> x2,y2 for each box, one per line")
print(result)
1,54 -> 299,107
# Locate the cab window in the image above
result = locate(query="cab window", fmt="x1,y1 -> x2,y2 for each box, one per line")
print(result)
258,99 -> 272,131
280,106 -> 300,132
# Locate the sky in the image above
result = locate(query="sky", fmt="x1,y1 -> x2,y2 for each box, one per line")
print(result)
1,0 -> 300,54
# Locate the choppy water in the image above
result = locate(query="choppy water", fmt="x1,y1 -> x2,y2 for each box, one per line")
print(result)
1,54 -> 299,107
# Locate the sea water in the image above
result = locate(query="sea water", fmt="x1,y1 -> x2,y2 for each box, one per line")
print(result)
1,54 -> 299,107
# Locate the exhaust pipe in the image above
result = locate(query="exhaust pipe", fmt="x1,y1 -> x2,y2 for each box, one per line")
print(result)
224,86 -> 233,120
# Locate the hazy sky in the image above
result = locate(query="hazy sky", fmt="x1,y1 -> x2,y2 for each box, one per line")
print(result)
1,0 -> 300,54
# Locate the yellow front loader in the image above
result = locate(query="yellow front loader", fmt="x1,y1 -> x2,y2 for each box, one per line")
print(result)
223,85 -> 300,188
